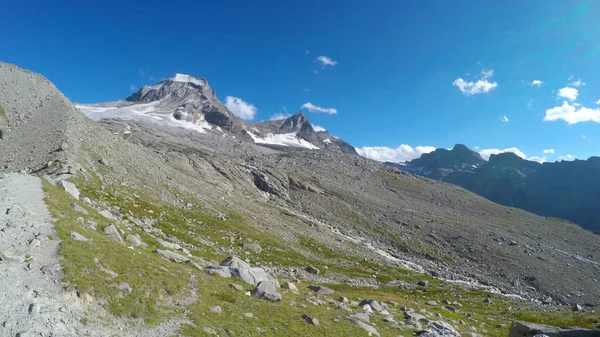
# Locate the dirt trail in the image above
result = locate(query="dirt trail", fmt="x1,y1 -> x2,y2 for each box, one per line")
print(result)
0,173 -> 91,336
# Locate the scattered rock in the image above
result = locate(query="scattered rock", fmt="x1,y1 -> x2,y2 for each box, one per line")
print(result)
418,280 -> 429,287
460,333 -> 483,337
102,224 -> 123,242
242,243 -> 262,253
283,282 -> 299,294
70,203 -> 88,214
339,296 -> 349,303
251,281 -> 282,301
155,249 -> 189,263
305,266 -> 320,275
404,311 -> 427,321
99,209 -> 115,220
425,300 -> 438,306
70,231 -> 89,242
573,303 -> 583,312
359,299 -> 383,312
509,321 -> 600,337
40,263 -> 60,275
209,306 -> 222,314
125,234 -> 147,247
351,312 -> 370,322
202,327 -> 218,335
229,283 -> 244,291
28,239 -> 41,247
309,285 -> 334,295
59,180 -> 80,200
115,282 -> 133,293
417,320 -> 461,337
302,314 -> 320,326
347,317 -> 380,337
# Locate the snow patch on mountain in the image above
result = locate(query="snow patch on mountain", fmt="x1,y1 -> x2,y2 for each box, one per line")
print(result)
170,73 -> 206,86
246,131 -> 319,149
76,102 -> 213,133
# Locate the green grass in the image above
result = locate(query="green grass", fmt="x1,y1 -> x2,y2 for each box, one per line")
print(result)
43,180 -> 192,324
0,104 -> 5,119
42,171 -> 599,335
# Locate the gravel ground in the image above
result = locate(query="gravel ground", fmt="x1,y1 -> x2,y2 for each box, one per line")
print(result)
0,173 -> 89,336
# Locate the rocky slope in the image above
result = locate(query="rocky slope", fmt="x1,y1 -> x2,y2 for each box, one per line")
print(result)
1,62 -> 599,336
396,144 -> 600,231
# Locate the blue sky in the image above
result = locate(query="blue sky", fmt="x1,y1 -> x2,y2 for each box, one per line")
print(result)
2,0 -> 600,162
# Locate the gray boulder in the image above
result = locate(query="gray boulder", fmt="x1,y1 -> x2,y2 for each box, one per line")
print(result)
251,281 -> 282,301
59,180 -> 80,200
242,243 -> 262,253
125,234 -> 147,247
347,317 -> 380,337
305,266 -> 320,275
204,266 -> 232,278
70,231 -> 89,242
103,224 -> 123,243
417,321 -> 460,337
70,203 -> 88,214
509,321 -> 600,337
221,256 -> 251,269
155,249 -> 189,263
232,267 -> 279,287
309,285 -> 335,295
351,312 -> 370,323
359,299 -> 383,312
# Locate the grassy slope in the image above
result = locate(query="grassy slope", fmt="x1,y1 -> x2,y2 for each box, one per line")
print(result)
43,173 -> 599,336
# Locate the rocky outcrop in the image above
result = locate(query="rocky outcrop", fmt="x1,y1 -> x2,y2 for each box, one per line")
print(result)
509,321 -> 600,337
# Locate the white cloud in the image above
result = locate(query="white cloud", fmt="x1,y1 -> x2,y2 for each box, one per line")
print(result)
478,147 -> 527,160
527,156 -> 546,163
582,134 -> 592,143
502,115 -> 509,122
225,96 -> 257,121
270,113 -> 291,120
559,154 -> 576,161
596,99 -> 600,104
312,124 -> 327,132
453,69 -> 498,96
356,145 -> 436,163
544,101 -> 600,124
568,76 -> 586,87
304,88 -> 310,92
301,102 -> 337,115
557,87 -> 578,101
316,56 -> 337,67
543,149 -> 555,154
529,80 -> 544,87
129,84 -> 136,92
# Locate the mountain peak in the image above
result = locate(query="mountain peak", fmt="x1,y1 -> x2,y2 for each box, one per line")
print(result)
168,73 -> 207,86
452,144 -> 470,152
279,111 -> 312,133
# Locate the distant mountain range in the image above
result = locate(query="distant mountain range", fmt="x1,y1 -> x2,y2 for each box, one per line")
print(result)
77,74 -> 355,154
387,144 -> 600,231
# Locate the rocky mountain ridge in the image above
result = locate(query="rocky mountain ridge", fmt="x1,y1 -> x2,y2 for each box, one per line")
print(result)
77,74 -> 355,153
394,144 -> 600,231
